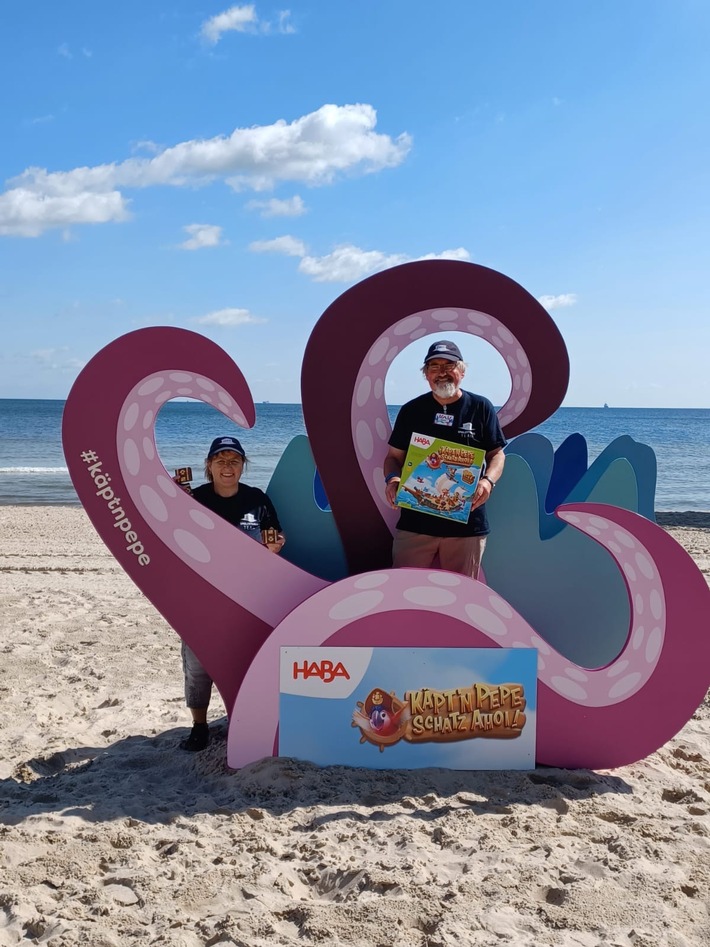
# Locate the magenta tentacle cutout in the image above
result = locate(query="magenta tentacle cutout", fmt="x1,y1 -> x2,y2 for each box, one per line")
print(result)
227,504 -> 710,770
62,327 -> 326,715
63,262 -> 710,771
302,260 -> 569,575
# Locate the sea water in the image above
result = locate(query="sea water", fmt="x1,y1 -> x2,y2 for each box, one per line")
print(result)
0,399 -> 708,511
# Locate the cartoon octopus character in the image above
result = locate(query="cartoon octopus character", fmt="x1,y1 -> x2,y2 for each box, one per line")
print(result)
352,688 -> 411,751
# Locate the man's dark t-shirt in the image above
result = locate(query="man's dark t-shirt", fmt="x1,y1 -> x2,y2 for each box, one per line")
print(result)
388,390 -> 506,537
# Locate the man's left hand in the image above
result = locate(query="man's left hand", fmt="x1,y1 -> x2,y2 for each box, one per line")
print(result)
471,477 -> 494,510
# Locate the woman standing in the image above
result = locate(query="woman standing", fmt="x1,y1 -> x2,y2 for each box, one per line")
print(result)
181,435 -> 285,752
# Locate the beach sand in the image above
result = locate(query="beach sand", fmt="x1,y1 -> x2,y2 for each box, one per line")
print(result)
1,507 -> 709,947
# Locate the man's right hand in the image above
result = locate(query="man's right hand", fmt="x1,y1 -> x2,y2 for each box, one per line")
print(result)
385,478 -> 400,509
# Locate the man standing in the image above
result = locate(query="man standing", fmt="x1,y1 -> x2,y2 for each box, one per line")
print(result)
384,340 -> 506,578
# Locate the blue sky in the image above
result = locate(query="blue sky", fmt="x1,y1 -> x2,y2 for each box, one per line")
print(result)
1,1 -> 708,407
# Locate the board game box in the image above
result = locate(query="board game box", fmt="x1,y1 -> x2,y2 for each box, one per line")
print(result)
395,432 -> 487,523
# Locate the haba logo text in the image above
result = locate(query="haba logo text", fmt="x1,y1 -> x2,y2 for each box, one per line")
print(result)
293,660 -> 351,683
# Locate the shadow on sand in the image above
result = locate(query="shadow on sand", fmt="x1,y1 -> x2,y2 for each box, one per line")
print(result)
1,717 -> 632,828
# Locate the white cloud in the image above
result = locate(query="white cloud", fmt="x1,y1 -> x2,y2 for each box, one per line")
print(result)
537,293 -> 578,310
56,43 -> 92,60
194,308 -> 266,326
0,188 -> 130,237
1,104 -> 409,237
179,223 -> 225,250
201,5 -> 257,44
300,245 -> 471,282
200,5 -> 296,43
277,11 -> 296,34
414,248 -> 471,263
246,195 -> 306,217
132,139 -> 163,155
249,235 -> 307,256
299,245 -> 405,282
30,347 -> 85,372
249,239 -> 470,282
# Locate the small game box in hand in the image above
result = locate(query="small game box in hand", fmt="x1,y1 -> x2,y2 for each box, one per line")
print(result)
395,433 -> 487,523
174,467 -> 193,495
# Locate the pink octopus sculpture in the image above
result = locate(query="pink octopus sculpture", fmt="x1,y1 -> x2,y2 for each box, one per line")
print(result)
62,261 -> 710,770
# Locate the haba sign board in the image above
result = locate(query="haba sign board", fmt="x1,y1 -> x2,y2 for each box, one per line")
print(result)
279,647 -> 537,770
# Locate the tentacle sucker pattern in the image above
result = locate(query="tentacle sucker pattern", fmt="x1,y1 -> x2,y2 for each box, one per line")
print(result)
350,306 -> 536,537
63,327 -> 323,714
302,260 -> 569,574
117,371 -> 326,629
228,503 -> 710,769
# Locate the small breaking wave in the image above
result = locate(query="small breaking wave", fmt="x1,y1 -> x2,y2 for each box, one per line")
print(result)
0,467 -> 69,474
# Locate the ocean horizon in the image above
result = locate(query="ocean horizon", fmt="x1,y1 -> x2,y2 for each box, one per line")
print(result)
1,398 -> 708,511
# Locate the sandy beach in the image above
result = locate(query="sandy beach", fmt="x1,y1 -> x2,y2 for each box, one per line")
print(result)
1,506 -> 709,947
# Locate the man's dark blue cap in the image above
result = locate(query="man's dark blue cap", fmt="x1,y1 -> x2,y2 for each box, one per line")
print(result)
424,340 -> 463,363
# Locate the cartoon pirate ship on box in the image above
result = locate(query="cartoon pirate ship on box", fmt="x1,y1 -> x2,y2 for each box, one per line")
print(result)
395,432 -> 486,523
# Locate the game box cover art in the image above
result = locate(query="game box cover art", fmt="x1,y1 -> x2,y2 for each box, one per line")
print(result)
395,432 -> 487,523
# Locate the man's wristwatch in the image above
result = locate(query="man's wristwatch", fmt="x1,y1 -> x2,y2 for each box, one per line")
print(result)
481,475 -> 496,489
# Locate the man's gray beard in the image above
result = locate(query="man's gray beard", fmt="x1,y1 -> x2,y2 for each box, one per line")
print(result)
433,382 -> 457,399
